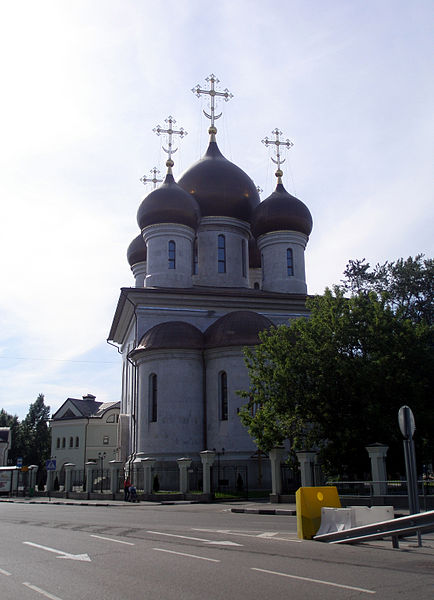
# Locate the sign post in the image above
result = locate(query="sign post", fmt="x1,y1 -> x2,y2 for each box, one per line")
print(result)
398,406 -> 420,519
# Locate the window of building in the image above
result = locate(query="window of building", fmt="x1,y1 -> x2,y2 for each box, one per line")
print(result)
219,371 -> 228,421
192,238 -> 198,275
254,282 -> 260,290
62,437 -> 66,448
69,436 -> 73,448
75,437 -> 79,448
261,253 -> 264,283
168,240 -> 176,269
149,373 -> 157,422
103,436 -> 109,445
241,239 -> 247,277
287,248 -> 294,276
218,235 -> 226,273
56,438 -> 60,449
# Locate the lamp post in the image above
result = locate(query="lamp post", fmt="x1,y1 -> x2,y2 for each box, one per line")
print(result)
98,451 -> 106,493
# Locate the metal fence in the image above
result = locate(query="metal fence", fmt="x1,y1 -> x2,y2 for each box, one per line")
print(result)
211,465 -> 248,496
327,480 -> 434,496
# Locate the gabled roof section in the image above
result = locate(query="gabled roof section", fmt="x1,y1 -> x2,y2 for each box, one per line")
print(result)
52,395 -> 103,420
91,401 -> 120,418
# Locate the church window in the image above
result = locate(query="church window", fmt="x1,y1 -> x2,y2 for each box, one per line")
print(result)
254,282 -> 260,290
149,373 -> 158,422
287,248 -> 294,276
69,436 -> 73,448
106,414 -> 115,423
103,436 -> 109,445
168,241 -> 176,269
261,253 -> 264,283
75,437 -> 79,448
192,238 -> 198,275
219,371 -> 228,421
218,235 -> 226,273
241,239 -> 247,277
56,438 -> 60,449
62,437 -> 66,448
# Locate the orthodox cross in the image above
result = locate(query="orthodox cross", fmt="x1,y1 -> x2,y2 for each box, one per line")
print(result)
140,167 -> 163,189
153,116 -> 187,168
192,74 -> 233,133
262,128 -> 293,178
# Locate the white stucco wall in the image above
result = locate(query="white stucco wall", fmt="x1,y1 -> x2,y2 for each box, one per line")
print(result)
258,230 -> 308,294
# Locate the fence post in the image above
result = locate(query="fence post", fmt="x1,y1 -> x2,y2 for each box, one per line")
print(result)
109,460 -> 124,496
366,444 -> 388,496
64,463 -> 75,494
85,461 -> 97,495
269,447 -> 286,497
200,451 -> 216,494
296,451 -> 317,487
177,458 -> 192,494
142,458 -> 156,494
28,465 -> 38,495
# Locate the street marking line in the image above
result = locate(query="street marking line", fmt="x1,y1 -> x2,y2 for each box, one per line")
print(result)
257,532 -> 279,538
0,568 -> 11,576
22,582 -> 64,600
193,528 -> 302,543
251,568 -> 376,594
153,548 -> 220,562
90,534 -> 135,545
23,541 -> 91,562
147,530 -> 242,546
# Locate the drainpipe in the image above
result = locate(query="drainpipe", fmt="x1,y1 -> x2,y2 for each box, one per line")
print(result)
202,351 -> 207,451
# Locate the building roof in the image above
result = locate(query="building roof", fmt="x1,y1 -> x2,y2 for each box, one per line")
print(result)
127,234 -> 147,267
51,396 -> 120,420
204,310 -> 273,348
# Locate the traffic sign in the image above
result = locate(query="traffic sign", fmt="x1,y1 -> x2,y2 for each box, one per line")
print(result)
46,459 -> 56,471
398,405 -> 415,439
16,457 -> 23,467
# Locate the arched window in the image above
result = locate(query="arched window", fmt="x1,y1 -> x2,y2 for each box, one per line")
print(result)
254,282 -> 260,290
261,253 -> 264,283
287,248 -> 294,276
69,436 -> 73,448
219,371 -> 228,421
149,373 -> 158,422
56,437 -> 60,449
75,437 -> 79,448
192,238 -> 198,275
106,414 -> 115,423
218,235 -> 226,273
241,239 -> 247,277
168,240 -> 176,269
62,437 -> 66,448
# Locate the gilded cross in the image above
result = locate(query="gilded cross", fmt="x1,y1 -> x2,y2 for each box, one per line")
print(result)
140,167 -> 163,189
192,74 -> 233,133
262,128 -> 293,177
153,116 -> 187,167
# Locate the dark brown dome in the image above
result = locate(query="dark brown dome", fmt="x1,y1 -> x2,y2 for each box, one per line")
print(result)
129,321 -> 203,359
204,311 -> 272,349
178,140 -> 259,222
137,172 -> 200,231
252,182 -> 313,238
127,234 -> 147,266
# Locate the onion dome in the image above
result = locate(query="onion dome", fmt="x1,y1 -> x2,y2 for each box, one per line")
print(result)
204,310 -> 272,349
127,234 -> 147,267
252,181 -> 313,238
129,321 -> 203,360
248,238 -> 261,269
178,139 -> 260,222
137,172 -> 200,231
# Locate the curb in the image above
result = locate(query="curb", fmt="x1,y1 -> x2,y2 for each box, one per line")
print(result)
231,507 -> 296,516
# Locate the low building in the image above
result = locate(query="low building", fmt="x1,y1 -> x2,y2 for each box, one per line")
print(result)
0,428 -> 11,466
49,394 -> 120,479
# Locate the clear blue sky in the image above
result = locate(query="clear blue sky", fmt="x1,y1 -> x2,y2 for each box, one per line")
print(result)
0,0 -> 432,418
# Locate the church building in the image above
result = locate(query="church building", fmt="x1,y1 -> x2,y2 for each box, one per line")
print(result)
108,75 -> 313,488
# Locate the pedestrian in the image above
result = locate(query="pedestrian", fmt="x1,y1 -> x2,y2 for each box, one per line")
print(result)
129,484 -> 138,502
124,477 -> 130,501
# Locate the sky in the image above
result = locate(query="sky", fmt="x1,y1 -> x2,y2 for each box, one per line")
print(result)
0,0 -> 432,419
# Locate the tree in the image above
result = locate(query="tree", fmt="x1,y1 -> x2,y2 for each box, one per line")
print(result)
239,287 -> 433,478
20,394 -> 51,469
341,254 -> 433,325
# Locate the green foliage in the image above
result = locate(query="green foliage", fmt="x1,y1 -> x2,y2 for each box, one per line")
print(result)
0,394 -> 51,468
239,273 -> 433,478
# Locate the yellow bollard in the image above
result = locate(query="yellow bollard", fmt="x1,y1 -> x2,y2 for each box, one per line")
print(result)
296,486 -> 341,539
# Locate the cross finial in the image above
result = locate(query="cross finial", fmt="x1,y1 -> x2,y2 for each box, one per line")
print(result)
153,116 -> 187,173
262,128 -> 293,183
140,167 -> 163,189
191,74 -> 233,136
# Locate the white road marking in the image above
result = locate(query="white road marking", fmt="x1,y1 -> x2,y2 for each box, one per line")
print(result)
193,528 -> 302,543
22,582 -> 64,600
90,534 -> 135,545
251,568 -> 376,594
153,548 -> 220,562
147,530 -> 242,546
0,568 -> 11,576
257,532 -> 279,538
23,541 -> 91,562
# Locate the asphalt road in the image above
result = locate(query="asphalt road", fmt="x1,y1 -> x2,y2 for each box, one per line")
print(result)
0,502 -> 433,599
